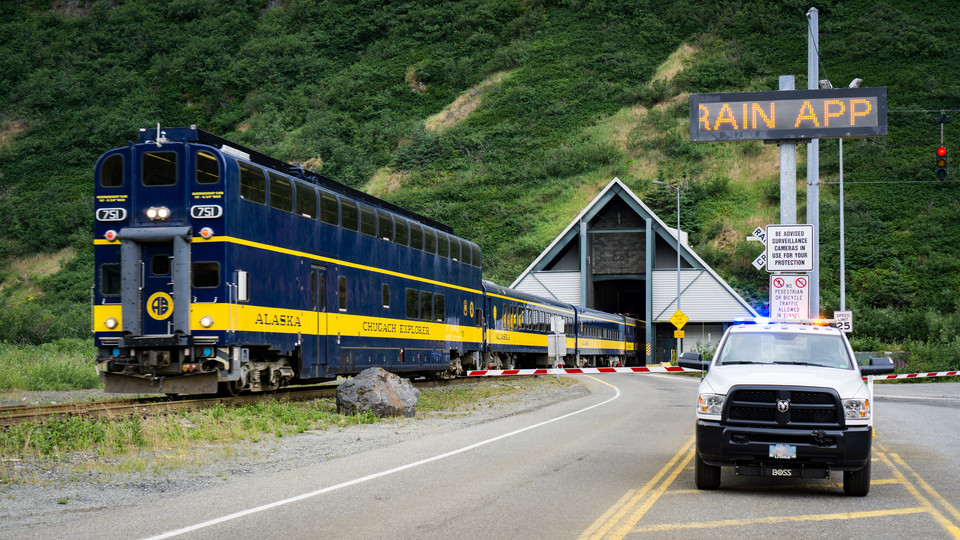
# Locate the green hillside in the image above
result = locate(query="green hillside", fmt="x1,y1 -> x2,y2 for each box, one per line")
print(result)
1,0 -> 959,365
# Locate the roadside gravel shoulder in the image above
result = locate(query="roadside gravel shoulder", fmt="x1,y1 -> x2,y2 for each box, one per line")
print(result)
0,378 -> 589,533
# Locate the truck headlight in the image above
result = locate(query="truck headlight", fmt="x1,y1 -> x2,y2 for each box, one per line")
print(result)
842,398 -> 870,419
697,393 -> 725,416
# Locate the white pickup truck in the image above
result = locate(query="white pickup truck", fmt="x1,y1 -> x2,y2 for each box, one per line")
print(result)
678,320 -> 895,496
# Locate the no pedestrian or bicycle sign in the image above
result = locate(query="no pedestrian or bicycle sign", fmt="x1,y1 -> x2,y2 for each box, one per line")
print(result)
770,274 -> 810,320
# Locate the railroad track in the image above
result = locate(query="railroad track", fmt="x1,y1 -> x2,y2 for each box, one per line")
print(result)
0,376 -> 497,427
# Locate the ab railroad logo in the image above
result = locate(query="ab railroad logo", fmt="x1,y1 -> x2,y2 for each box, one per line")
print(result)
147,292 -> 174,320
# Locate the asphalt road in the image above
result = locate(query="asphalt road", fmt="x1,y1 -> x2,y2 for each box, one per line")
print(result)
18,376 -> 960,539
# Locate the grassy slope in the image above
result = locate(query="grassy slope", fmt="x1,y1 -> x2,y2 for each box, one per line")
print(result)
0,0 -> 959,350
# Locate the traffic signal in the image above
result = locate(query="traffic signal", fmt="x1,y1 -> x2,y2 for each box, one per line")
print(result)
936,146 -> 948,179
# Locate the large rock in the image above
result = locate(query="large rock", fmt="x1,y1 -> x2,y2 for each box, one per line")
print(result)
336,367 -> 420,418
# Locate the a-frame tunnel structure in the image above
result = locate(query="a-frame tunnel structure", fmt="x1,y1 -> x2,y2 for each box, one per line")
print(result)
510,178 -> 758,364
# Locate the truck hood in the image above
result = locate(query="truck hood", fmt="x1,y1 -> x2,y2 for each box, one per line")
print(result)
701,364 -> 868,399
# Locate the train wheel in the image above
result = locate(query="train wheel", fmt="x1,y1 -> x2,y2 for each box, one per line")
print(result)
217,380 -> 242,397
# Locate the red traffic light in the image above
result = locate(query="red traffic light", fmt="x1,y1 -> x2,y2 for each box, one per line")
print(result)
937,146 -> 948,179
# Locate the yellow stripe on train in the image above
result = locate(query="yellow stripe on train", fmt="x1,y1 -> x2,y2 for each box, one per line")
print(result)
94,303 -> 482,343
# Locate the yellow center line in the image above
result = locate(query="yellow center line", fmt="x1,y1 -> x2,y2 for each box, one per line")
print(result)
890,452 -> 960,525
610,445 -> 695,538
878,451 -> 960,539
630,507 -> 928,534
579,435 -> 695,540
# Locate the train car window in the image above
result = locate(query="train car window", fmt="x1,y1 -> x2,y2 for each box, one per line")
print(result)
459,240 -> 471,266
151,255 -> 170,276
239,163 -> 266,204
382,283 -> 390,308
341,199 -> 358,231
192,262 -> 220,288
419,290 -> 433,321
338,276 -> 347,311
360,205 -> 376,237
320,192 -> 339,225
449,237 -> 460,262
269,173 -> 293,213
377,210 -> 393,241
405,288 -> 419,318
318,271 -> 325,309
295,181 -> 317,218
424,229 -> 437,255
437,233 -> 449,259
471,245 -> 482,268
195,151 -> 219,184
395,217 -> 409,246
237,270 -> 249,302
433,294 -> 445,322
409,223 -> 423,250
100,154 -> 124,188
100,264 -> 121,296
142,151 -> 177,186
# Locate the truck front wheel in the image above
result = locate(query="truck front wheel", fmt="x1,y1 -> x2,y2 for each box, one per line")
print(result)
695,452 -> 721,490
843,457 -> 871,496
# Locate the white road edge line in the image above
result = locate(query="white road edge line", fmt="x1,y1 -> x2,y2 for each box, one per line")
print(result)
146,380 -> 622,539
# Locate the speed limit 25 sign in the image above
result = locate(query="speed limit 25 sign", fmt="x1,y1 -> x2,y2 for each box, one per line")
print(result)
834,311 -> 853,333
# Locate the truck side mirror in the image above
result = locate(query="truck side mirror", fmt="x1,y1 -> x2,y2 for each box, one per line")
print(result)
860,356 -> 894,376
678,351 -> 708,371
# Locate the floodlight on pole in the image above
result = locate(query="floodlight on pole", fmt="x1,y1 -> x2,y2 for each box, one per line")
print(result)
839,78 -> 862,311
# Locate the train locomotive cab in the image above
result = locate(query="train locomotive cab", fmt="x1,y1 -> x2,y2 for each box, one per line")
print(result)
94,127 -> 240,395
94,126 -> 484,395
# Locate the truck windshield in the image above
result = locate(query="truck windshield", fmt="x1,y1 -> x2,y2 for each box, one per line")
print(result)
716,332 -> 853,369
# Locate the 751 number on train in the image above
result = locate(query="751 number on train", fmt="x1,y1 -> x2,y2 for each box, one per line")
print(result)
190,205 -> 223,219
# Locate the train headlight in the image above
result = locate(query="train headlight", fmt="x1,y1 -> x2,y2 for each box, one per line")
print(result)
146,206 -> 171,221
105,317 -> 119,330
199,227 -> 214,239
104,230 -> 118,242
200,316 -> 214,328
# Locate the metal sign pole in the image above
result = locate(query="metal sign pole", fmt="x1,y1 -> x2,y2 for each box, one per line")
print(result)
779,75 -> 797,226
806,7 -> 820,319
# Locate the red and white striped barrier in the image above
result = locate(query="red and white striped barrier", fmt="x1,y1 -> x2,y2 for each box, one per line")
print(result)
466,365 -> 701,377
867,370 -> 959,381
466,367 -> 960,380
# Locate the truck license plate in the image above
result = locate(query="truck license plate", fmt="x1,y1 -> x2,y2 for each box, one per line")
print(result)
769,444 -> 796,459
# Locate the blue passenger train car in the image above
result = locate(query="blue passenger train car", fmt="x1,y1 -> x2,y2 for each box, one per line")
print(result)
481,280 -> 575,369
94,126 -> 483,395
93,127 -> 644,395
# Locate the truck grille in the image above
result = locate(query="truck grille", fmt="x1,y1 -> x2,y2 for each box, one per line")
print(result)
724,386 -> 842,427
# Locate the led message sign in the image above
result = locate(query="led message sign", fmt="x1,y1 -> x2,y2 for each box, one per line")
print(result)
689,87 -> 887,142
